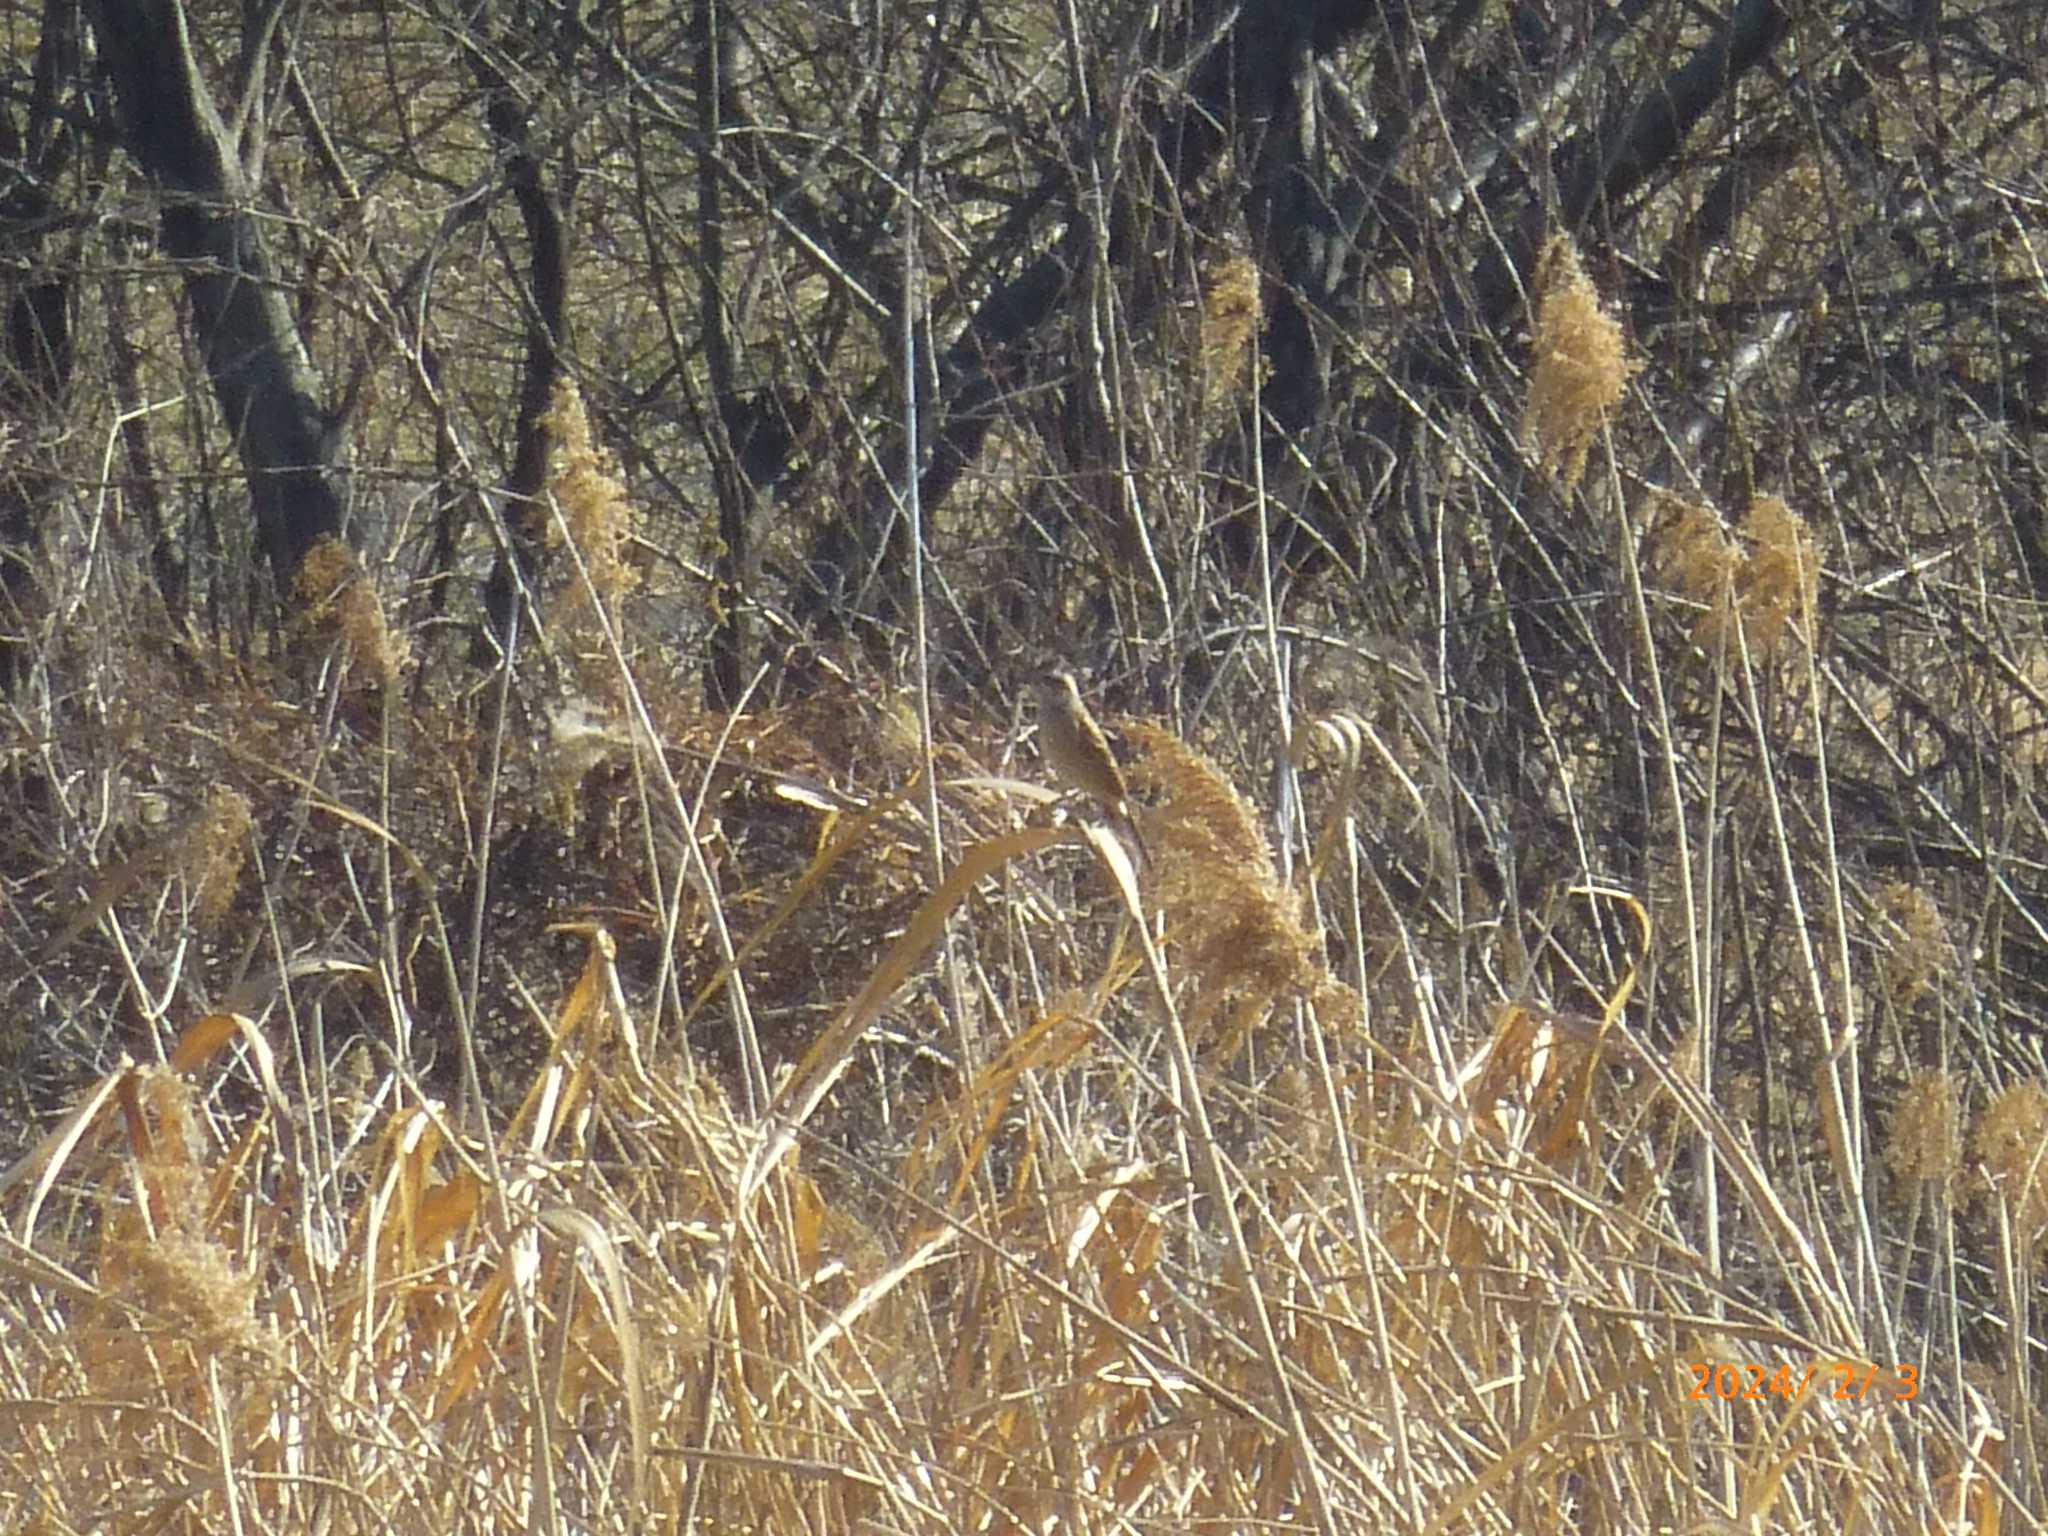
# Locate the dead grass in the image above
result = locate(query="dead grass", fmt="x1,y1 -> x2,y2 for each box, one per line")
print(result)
0,677 -> 2009,1534
0,385 -> 2021,1536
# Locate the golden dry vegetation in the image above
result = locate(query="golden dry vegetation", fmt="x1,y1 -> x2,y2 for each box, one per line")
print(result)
1,347 -> 2025,1534
6,0 -> 2048,1531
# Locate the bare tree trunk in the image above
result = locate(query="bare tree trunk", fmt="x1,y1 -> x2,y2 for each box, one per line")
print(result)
0,281 -> 69,692
86,0 -> 342,594
468,22 -> 569,661
696,0 -> 754,710
0,0 -> 82,692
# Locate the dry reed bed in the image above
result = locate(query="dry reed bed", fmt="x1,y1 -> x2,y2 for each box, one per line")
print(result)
0,718 -> 2001,1533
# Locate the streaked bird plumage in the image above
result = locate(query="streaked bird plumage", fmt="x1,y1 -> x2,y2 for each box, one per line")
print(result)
1032,670 -> 1146,857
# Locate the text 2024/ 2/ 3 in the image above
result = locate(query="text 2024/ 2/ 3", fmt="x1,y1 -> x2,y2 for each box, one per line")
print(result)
1689,1361 -> 1919,1403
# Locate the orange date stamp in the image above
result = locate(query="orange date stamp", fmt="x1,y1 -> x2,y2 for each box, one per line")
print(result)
1687,1361 -> 1919,1404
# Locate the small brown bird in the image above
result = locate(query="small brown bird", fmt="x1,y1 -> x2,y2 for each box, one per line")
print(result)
1032,669 -> 1146,856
